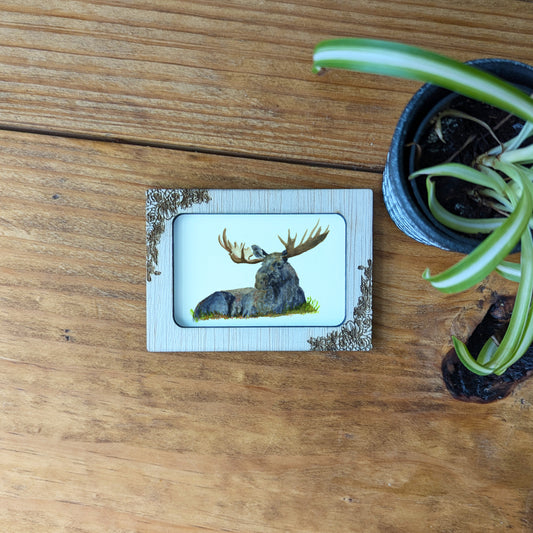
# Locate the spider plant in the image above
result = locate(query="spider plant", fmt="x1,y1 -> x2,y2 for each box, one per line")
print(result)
313,38 -> 533,376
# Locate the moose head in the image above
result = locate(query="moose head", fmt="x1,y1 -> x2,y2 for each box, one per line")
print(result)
193,221 -> 329,319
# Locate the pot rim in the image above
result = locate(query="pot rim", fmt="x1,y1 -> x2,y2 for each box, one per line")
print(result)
383,57 -> 533,253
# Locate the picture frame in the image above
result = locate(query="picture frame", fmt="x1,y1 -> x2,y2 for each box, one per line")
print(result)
146,189 -> 372,352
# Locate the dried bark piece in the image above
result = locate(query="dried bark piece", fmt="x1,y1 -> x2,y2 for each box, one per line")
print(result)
442,295 -> 533,402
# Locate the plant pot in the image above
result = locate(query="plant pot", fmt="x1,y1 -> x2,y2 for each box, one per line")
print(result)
382,58 -> 533,253
381,57 -> 533,399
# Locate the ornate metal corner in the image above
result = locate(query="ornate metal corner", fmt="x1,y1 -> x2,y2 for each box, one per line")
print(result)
146,188 -> 211,281
307,259 -> 372,351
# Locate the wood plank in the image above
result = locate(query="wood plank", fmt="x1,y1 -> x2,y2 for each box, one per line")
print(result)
0,130 -> 532,531
0,1 -> 532,168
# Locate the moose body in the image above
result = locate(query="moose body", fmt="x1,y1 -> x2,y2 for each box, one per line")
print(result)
193,222 -> 329,320
194,253 -> 306,318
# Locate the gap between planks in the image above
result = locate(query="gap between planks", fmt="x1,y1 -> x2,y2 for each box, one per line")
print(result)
0,124 -> 385,175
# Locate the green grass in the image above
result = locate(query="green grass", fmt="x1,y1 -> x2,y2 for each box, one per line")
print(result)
191,296 -> 320,321
284,296 -> 320,316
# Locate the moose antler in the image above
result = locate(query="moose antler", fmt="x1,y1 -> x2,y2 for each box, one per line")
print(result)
218,228 -> 264,264
278,220 -> 329,258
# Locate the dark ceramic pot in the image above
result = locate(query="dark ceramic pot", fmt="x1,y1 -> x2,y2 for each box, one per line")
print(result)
382,58 -> 533,253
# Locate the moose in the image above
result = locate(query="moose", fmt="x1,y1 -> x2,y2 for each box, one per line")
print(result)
193,221 -> 329,319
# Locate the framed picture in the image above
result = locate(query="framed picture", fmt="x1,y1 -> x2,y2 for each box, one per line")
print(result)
146,189 -> 372,352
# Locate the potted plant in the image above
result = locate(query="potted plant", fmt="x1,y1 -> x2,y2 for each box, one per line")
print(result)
312,39 -> 533,391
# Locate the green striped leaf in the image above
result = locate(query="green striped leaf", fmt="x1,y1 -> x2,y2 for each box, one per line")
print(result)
425,178 -> 506,234
476,338 -> 499,366
313,39 -> 533,123
422,176 -> 531,293
452,337 -> 494,376
490,228 -> 533,374
496,261 -> 521,282
410,162 -> 507,195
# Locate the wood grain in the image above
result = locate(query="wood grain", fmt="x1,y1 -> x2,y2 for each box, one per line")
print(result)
0,1 -> 532,168
2,2 -> 533,531
0,130 -> 532,532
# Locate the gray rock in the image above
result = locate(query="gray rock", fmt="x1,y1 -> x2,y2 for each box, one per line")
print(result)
194,253 -> 306,319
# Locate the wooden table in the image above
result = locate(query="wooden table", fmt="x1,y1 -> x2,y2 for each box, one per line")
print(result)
1,2 -> 532,531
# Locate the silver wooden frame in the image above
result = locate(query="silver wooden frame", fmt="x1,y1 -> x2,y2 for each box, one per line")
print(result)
146,189 -> 372,352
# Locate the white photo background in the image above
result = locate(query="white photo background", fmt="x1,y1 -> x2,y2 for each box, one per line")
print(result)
173,213 -> 346,327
